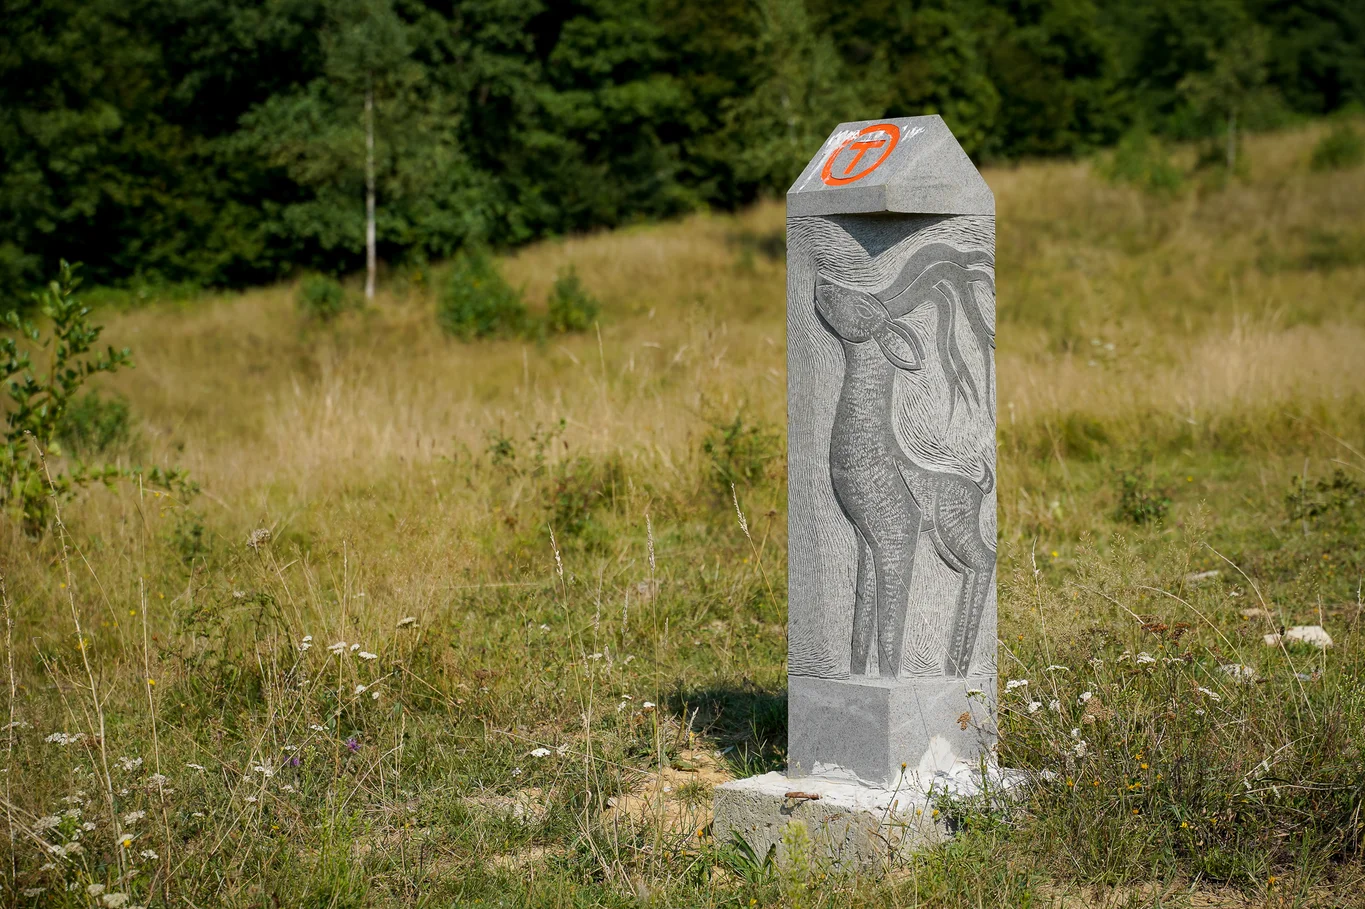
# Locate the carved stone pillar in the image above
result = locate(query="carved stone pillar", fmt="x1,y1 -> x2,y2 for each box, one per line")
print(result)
715,117 -> 1000,865
784,116 -> 997,786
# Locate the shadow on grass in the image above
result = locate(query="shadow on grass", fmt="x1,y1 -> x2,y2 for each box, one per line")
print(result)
671,680 -> 787,777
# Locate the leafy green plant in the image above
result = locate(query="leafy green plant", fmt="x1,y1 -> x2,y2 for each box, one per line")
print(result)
717,831 -> 776,888
1310,123 -> 1365,172
296,274 -> 355,322
1102,129 -> 1184,195
1,261 -> 190,534
701,413 -> 781,500
437,248 -> 526,340
1286,469 -> 1361,529
545,265 -> 600,334
1113,468 -> 1171,525
58,389 -> 132,455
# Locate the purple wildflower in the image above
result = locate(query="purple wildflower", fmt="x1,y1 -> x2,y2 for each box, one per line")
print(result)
345,737 -> 360,752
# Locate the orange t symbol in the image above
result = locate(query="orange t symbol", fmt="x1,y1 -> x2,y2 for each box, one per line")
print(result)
842,139 -> 887,176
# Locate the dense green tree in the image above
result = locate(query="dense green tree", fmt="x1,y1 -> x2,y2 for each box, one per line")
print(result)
2,0 -> 1364,305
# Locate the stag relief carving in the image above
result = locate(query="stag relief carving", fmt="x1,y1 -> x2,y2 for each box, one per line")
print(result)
814,242 -> 996,679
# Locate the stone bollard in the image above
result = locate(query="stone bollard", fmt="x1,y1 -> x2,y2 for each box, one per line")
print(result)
714,116 -> 1011,867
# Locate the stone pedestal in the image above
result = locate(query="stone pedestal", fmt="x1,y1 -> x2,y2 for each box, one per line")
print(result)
788,676 -> 996,786
714,115 -> 1004,866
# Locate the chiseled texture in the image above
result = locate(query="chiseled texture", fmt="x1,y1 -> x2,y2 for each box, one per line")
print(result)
787,213 -> 997,682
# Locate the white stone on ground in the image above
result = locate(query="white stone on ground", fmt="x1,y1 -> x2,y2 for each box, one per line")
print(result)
1263,625 -> 1333,649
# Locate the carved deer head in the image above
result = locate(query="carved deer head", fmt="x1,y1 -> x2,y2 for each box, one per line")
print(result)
814,277 -> 926,371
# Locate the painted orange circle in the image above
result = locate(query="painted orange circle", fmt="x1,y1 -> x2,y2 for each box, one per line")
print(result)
820,124 -> 901,186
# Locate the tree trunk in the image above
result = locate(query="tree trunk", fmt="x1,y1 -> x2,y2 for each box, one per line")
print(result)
1226,109 -> 1236,171
365,80 -> 376,301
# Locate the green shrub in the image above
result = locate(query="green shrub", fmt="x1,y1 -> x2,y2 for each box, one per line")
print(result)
1114,468 -> 1171,525
437,248 -> 526,340
296,274 -> 353,322
702,413 -> 782,500
1310,123 -> 1365,172
1,261 -> 192,534
59,389 -> 132,454
1102,130 -> 1184,195
545,266 -> 600,334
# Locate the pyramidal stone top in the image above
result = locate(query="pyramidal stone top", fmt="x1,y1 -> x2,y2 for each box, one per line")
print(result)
787,115 -> 993,218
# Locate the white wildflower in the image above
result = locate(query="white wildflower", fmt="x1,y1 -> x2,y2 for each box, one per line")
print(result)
299,635 -> 313,652
121,810 -> 146,825
350,643 -> 360,653
1073,740 -> 1089,757
45,732 -> 85,745
357,651 -> 377,661
1048,699 -> 1061,712
186,763 -> 206,772
642,701 -> 656,710
511,767 -> 523,778
397,616 -> 417,628
528,747 -> 552,758
1070,728 -> 1081,738
1135,652 -> 1157,665
328,641 -> 347,655
87,883 -> 106,897
1044,665 -> 1070,673
253,762 -> 275,778
35,815 -> 61,831
1197,687 -> 1223,702
81,821 -> 96,831
246,527 -> 271,550
588,652 -> 603,661
1005,679 -> 1029,691
139,849 -> 158,860
1027,701 -> 1042,714
1078,691 -> 1093,703
146,773 -> 168,788
309,724 -> 326,732
371,691 -> 379,700
244,796 -> 258,804
355,684 -> 367,694
538,623 -> 550,632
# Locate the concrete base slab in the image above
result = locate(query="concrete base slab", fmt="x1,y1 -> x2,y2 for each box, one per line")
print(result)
713,764 -> 1026,870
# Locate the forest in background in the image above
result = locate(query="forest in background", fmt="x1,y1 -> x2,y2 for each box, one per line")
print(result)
2,0 -> 1362,301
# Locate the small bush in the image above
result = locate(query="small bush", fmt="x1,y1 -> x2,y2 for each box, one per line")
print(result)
702,413 -> 782,500
1114,468 -> 1171,525
1102,130 -> 1184,195
1,261 -> 192,534
1311,123 -> 1365,172
545,266 -> 600,334
296,274 -> 352,322
438,248 -> 526,340
59,390 -> 132,455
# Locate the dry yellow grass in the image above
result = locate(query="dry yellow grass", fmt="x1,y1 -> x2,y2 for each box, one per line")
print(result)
75,121 -> 1360,542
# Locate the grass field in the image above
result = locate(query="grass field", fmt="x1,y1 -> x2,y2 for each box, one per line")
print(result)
2,119 -> 1364,907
